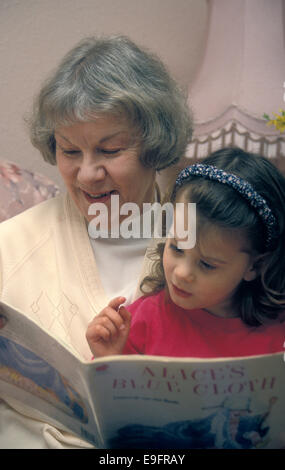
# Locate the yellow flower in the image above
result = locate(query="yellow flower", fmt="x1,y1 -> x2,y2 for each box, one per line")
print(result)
264,109 -> 285,133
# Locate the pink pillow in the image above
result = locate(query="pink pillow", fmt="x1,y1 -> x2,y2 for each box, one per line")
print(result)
0,160 -> 59,222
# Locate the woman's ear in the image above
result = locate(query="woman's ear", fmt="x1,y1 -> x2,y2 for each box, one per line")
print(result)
243,253 -> 268,282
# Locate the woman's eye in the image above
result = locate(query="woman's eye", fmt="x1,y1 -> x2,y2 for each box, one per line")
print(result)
61,149 -> 80,157
100,148 -> 122,155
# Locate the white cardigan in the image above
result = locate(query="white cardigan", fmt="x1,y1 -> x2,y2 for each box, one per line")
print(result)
0,193 -> 156,448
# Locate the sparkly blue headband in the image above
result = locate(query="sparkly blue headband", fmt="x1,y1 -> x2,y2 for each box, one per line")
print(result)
175,163 -> 279,250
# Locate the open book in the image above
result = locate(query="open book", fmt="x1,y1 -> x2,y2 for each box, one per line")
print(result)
0,300 -> 284,449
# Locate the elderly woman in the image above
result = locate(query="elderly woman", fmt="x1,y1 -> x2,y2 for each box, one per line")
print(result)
0,36 -> 192,448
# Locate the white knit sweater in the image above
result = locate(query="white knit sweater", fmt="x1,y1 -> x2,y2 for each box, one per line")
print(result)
0,192 -> 156,448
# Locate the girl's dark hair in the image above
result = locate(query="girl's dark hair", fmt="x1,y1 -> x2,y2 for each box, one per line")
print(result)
141,147 -> 285,326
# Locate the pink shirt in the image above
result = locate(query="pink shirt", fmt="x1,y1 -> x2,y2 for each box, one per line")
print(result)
124,290 -> 285,358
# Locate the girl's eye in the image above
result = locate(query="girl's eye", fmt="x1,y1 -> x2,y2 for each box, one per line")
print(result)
200,260 -> 216,270
169,243 -> 183,254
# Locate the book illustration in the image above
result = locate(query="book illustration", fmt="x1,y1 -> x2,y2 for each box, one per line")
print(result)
109,395 -> 277,449
0,336 -> 88,423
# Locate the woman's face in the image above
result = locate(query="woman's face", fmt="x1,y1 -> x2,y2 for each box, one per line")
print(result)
55,115 -> 156,226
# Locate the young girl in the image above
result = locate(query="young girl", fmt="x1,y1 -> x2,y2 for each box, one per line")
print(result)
86,147 -> 285,359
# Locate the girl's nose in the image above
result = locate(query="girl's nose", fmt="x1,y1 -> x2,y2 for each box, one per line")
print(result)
174,261 -> 195,283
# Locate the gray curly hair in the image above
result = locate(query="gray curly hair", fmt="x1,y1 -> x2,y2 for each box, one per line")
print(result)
28,35 -> 193,170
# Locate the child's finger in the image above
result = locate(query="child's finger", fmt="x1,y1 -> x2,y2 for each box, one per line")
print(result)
91,323 -> 113,343
103,306 -> 128,332
97,312 -> 120,338
87,315 -> 118,343
117,306 -> 132,331
108,296 -> 127,310
90,306 -> 127,338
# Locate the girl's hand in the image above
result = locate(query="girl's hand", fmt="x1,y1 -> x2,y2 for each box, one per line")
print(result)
86,296 -> 132,358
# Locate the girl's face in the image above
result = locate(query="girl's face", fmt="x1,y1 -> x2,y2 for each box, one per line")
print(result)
163,206 -> 258,318
55,115 -> 156,225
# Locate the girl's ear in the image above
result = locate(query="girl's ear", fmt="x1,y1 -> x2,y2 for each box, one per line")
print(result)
243,253 -> 268,282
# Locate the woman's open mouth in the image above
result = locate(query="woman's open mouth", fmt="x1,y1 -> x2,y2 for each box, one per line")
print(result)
82,189 -> 118,203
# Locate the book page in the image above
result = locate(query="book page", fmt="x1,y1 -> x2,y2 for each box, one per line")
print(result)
86,352 -> 285,449
0,301 -> 102,447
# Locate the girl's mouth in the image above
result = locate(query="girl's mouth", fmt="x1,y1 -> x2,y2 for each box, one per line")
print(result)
172,283 -> 193,298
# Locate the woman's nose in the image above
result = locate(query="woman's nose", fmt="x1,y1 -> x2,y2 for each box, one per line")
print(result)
78,155 -> 106,184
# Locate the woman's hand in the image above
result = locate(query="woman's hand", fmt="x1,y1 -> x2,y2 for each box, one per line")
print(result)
86,296 -> 132,358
